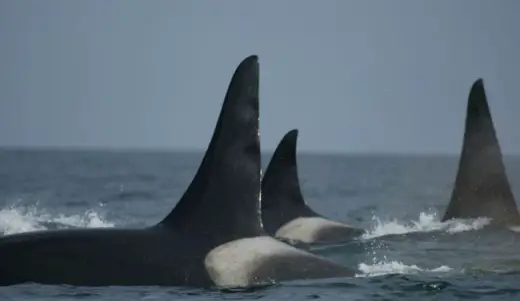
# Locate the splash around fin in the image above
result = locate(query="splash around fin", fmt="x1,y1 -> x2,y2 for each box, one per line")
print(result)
442,78 -> 520,225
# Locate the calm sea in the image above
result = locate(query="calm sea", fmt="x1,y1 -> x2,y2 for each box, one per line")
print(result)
1,149 -> 520,300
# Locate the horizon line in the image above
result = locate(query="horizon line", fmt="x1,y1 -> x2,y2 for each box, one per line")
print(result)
2,144 -> 520,157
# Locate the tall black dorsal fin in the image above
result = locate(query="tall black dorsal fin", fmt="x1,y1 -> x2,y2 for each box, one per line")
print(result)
158,55 -> 264,239
442,78 -> 520,225
261,129 -> 319,234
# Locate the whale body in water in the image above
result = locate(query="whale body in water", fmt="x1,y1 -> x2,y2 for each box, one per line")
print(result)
0,55 -> 356,288
442,78 -> 520,226
261,129 -> 364,244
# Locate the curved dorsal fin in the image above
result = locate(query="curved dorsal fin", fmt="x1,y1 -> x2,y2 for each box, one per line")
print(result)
158,55 -> 264,239
442,78 -> 520,225
262,129 -> 306,210
261,130 -> 322,234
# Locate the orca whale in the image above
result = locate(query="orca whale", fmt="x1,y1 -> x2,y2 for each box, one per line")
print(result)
0,56 -> 355,287
261,129 -> 364,244
442,78 -> 520,225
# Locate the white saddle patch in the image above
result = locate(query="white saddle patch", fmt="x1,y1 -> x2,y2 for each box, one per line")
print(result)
204,236 -> 312,288
275,216 -> 354,243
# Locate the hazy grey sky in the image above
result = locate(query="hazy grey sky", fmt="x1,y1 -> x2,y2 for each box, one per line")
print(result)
0,1 -> 519,154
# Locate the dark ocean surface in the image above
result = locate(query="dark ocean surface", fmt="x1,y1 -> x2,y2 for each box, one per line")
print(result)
1,149 -> 520,300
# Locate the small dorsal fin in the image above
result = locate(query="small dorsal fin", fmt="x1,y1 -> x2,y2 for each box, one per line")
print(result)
261,130 -> 320,234
442,78 -> 520,225
157,55 -> 264,239
262,129 -> 306,209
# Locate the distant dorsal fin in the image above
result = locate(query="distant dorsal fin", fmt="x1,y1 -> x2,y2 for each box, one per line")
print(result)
442,78 -> 520,225
262,129 -> 307,210
157,55 -> 264,239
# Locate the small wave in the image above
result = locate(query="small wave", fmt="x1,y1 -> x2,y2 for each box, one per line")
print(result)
99,190 -> 157,203
0,205 -> 115,235
361,212 -> 491,240
356,259 -> 453,277
509,226 -> 520,232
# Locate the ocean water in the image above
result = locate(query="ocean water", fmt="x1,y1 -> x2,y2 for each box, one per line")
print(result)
1,149 -> 520,300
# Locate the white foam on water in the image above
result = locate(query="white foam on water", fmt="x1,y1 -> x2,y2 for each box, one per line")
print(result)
356,258 -> 453,277
361,211 -> 491,240
0,205 -> 115,235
